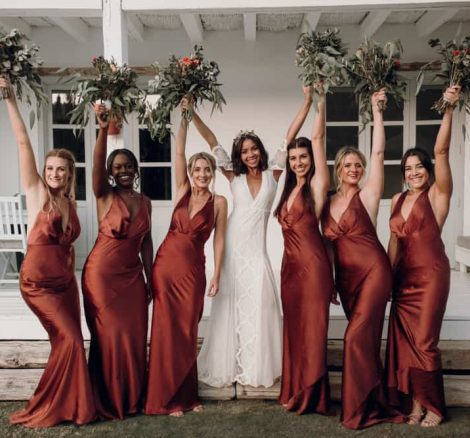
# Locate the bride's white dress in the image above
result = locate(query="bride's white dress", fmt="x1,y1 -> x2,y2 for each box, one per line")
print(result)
198,169 -> 282,387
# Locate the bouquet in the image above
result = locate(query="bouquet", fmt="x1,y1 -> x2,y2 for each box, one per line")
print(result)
295,28 -> 348,105
139,45 -> 226,141
67,56 -> 145,131
346,38 -> 406,128
0,28 -> 48,127
416,37 -> 470,114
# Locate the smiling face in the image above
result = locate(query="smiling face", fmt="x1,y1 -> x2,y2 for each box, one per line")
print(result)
44,156 -> 71,192
190,158 -> 213,189
339,152 -> 365,187
240,138 -> 261,170
111,153 -> 137,188
404,155 -> 430,191
288,147 -> 312,178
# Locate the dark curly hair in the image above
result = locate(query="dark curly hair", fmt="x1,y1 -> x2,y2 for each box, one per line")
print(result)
231,132 -> 269,176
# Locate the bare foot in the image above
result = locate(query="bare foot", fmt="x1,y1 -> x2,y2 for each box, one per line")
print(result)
407,399 -> 424,425
421,410 -> 442,427
193,405 -> 204,413
169,411 -> 184,417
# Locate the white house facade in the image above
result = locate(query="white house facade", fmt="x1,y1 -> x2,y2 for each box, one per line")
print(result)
1,0 -> 470,340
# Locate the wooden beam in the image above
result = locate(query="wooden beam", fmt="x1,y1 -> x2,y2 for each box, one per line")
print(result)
126,13 -> 145,42
416,8 -> 460,37
180,13 -> 204,43
121,0 -> 470,13
0,17 -> 31,36
304,12 -> 321,31
47,17 -> 89,43
360,9 -> 391,38
0,0 -> 102,17
243,13 -> 256,41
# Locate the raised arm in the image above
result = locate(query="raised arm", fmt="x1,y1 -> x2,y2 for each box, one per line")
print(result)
175,99 -> 191,193
429,85 -> 460,227
310,89 -> 330,218
285,86 -> 313,146
191,110 -> 233,181
207,195 -> 228,297
92,104 -> 113,199
0,77 -> 42,192
361,89 -> 387,221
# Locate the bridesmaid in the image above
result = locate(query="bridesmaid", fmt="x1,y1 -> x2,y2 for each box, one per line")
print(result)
321,89 -> 404,429
145,99 -> 227,416
82,104 -> 153,419
273,85 -> 333,415
386,86 -> 461,427
1,77 -> 95,427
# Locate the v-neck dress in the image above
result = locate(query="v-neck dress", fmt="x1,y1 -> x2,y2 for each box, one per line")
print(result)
386,189 -> 450,420
145,188 -> 215,414
198,170 -> 283,387
322,191 -> 404,429
82,192 -> 150,419
10,206 -> 96,428
278,191 -> 333,415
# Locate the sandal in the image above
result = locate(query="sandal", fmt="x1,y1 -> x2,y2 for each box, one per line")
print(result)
169,411 -> 184,417
420,410 -> 442,428
192,405 -> 204,413
407,399 -> 424,425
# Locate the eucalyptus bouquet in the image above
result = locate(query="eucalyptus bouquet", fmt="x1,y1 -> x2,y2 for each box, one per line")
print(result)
295,28 -> 348,105
67,56 -> 145,130
0,28 -> 48,127
417,37 -> 470,114
139,45 -> 226,141
346,39 -> 406,128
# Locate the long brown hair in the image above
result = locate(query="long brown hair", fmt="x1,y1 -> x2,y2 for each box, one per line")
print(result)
42,148 -> 76,210
274,137 -> 315,218
231,132 -> 269,176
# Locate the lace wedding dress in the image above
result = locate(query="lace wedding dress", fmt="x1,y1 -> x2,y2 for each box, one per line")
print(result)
198,168 -> 283,388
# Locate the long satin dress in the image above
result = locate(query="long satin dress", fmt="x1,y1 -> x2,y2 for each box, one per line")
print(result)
10,206 -> 95,428
278,192 -> 332,415
322,191 -> 404,429
386,189 -> 450,420
145,189 -> 215,414
82,192 -> 150,419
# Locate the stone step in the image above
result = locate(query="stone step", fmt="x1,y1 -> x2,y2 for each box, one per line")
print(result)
1,369 -> 469,406
1,340 -> 470,370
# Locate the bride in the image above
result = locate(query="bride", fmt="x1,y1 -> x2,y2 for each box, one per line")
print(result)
193,88 -> 314,387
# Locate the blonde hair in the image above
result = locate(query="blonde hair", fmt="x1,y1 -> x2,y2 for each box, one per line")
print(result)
333,146 -> 366,192
187,152 -> 216,192
42,148 -> 77,210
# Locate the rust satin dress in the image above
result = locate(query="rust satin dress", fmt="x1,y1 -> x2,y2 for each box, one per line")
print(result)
145,189 -> 215,415
322,191 -> 404,429
82,192 -> 150,419
10,206 -> 95,428
386,189 -> 450,420
277,192 -> 332,415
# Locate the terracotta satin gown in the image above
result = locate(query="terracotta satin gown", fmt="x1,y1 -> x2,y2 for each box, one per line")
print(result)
322,191 -> 404,429
277,192 -> 332,415
82,192 -> 150,419
386,189 -> 450,420
10,206 -> 95,428
145,189 -> 215,415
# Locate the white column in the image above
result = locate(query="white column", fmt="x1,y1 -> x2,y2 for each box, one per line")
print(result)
102,0 -> 130,151
464,112 -> 470,235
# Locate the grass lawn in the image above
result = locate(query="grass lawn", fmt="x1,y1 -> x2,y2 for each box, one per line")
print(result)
1,400 -> 469,437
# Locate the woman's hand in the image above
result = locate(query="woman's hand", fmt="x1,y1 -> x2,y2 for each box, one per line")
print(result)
207,276 -> 219,297
443,85 -> 461,108
0,76 -> 14,100
303,85 -> 313,102
93,103 -> 110,129
371,88 -> 387,113
331,289 -> 340,305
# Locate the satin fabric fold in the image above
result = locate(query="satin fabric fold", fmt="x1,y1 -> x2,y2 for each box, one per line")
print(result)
82,192 -> 150,419
278,192 -> 332,415
145,189 -> 215,414
322,191 -> 404,429
386,189 -> 450,420
10,207 -> 96,428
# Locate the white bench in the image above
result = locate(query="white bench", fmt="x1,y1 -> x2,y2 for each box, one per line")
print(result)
456,236 -> 470,273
